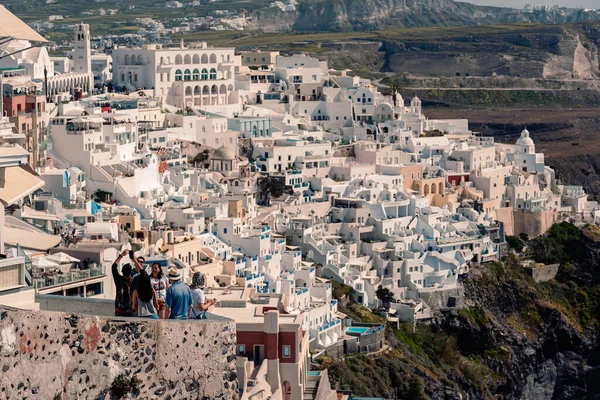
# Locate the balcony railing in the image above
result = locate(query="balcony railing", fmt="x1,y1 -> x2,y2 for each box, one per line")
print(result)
34,265 -> 106,290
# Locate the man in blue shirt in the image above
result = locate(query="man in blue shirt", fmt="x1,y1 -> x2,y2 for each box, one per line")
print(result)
165,267 -> 193,320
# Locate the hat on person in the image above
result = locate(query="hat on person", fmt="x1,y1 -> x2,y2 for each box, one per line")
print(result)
167,267 -> 182,281
191,272 -> 205,289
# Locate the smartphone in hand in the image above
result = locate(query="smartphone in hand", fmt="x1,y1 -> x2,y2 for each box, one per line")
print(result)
129,250 -> 134,260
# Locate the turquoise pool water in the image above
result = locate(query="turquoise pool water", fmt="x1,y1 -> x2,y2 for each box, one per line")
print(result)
346,326 -> 369,335
307,371 -> 321,376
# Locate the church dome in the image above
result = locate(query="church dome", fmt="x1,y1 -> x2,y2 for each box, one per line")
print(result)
516,129 -> 534,146
212,146 -> 235,160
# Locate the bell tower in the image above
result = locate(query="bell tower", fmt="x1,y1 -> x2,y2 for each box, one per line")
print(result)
73,23 -> 92,93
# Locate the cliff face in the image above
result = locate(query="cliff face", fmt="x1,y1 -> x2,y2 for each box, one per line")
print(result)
383,24 -> 600,79
248,0 -> 600,32
0,307 -> 238,399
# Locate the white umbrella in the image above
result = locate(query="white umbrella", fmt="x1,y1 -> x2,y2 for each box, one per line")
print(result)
47,252 -> 81,264
32,256 -> 59,270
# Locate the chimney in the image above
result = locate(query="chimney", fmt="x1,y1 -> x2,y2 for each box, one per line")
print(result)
264,310 -> 281,392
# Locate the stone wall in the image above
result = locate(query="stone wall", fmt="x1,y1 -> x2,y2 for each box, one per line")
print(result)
322,338 -> 345,359
0,306 -> 238,399
346,323 -> 385,354
420,287 -> 465,311
513,209 -> 557,239
526,264 -> 559,283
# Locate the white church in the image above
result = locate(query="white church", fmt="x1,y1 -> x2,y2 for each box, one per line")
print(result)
0,6 -> 93,101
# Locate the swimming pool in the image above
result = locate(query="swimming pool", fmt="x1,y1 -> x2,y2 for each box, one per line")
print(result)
345,326 -> 369,335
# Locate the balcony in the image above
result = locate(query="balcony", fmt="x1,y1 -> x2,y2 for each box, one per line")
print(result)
33,265 -> 106,290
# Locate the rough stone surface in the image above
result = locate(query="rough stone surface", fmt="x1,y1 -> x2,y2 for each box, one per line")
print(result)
0,306 -> 238,399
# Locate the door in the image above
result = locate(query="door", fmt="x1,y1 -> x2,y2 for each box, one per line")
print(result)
253,345 -> 264,366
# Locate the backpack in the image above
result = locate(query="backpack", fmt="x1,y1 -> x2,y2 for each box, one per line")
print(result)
115,276 -> 134,314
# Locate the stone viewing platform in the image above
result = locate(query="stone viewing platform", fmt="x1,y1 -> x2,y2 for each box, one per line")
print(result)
0,306 -> 237,399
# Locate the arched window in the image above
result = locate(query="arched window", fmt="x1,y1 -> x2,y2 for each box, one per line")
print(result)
124,54 -> 130,65
175,55 -> 183,64
202,86 -> 210,95
193,54 -> 200,64
192,68 -> 199,80
209,68 -> 217,80
201,68 -> 208,80
185,86 -> 192,96
194,85 -> 201,96
184,54 -> 191,64
209,53 -> 217,63
219,84 -> 226,94
201,54 -> 208,64
184,69 -> 191,81
175,69 -> 182,81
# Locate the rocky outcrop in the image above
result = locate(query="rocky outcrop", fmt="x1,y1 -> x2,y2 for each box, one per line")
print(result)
431,259 -> 600,399
0,306 -> 238,399
247,0 -> 600,33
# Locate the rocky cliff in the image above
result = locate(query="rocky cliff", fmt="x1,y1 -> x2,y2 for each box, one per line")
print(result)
247,0 -> 600,33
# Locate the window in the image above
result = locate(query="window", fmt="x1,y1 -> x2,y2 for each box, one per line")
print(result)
192,68 -> 199,80
283,345 -> 290,358
175,69 -> 182,81
209,68 -> 217,80
184,69 -> 191,81
238,344 -> 245,355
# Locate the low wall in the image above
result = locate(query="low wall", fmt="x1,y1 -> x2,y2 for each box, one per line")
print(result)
0,306 -> 238,399
37,294 -> 115,316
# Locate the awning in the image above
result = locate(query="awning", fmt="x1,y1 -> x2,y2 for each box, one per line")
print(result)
335,311 -> 347,320
3,225 -> 61,251
47,252 -> 80,264
0,5 -> 48,42
0,166 -> 45,206
32,256 -> 59,269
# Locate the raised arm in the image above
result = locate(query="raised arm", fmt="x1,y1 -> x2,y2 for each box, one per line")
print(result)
112,250 -> 128,285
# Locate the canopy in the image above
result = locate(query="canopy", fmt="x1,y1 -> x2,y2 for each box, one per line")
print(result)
0,6 -> 48,42
47,252 -> 80,264
32,256 -> 59,270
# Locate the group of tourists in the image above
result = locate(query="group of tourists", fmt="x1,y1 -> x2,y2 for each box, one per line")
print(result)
111,250 -> 216,320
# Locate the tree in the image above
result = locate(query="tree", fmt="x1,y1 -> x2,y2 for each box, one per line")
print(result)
257,176 -> 287,206
388,80 -> 401,108
505,235 -> 524,253
406,377 -> 424,400
376,285 -> 395,309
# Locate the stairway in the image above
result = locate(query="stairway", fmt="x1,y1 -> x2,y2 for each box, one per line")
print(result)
249,363 -> 261,381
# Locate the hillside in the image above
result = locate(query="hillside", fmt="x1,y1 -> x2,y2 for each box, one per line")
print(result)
318,223 -> 600,399
3,0 -> 600,36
